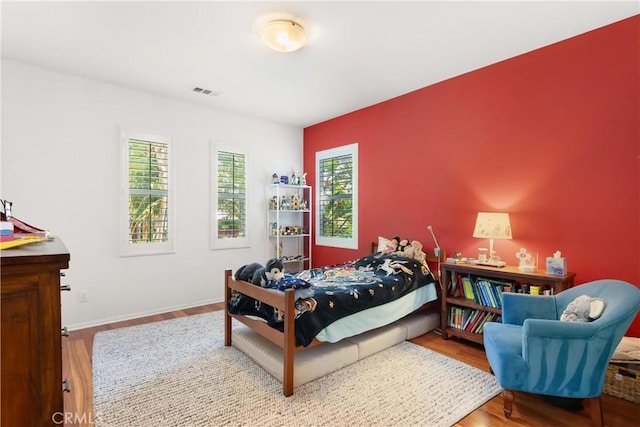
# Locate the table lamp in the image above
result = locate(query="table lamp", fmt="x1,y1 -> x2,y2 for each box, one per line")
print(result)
472,212 -> 512,267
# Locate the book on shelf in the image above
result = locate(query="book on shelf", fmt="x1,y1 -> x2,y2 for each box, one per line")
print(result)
462,276 -> 476,301
470,311 -> 488,334
487,282 -> 501,307
449,307 -> 476,330
447,306 -> 503,334
477,281 -> 496,307
476,313 -> 494,334
462,309 -> 479,331
466,310 -> 485,332
476,312 -> 502,334
448,272 -> 462,297
473,281 -> 483,305
465,308 -> 476,328
448,306 -> 460,329
475,277 -> 517,309
490,281 -> 503,307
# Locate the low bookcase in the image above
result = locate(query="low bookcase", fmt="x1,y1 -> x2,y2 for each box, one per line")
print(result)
440,262 -> 576,345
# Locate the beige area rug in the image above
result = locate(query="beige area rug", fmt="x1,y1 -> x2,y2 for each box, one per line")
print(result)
93,311 -> 501,426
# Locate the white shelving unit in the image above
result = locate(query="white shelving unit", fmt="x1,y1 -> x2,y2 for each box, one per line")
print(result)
266,184 -> 312,271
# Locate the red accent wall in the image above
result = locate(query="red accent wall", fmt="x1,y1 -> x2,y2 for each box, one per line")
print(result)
304,16 -> 640,335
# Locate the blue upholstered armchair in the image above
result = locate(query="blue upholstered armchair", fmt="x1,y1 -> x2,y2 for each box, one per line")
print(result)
484,279 -> 640,426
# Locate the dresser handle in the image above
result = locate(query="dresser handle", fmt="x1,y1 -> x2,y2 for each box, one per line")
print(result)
60,272 -> 66,277
62,379 -> 71,393
61,326 -> 69,337
60,285 -> 71,292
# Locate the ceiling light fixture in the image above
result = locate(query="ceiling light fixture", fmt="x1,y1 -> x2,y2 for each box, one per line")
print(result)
259,19 -> 306,53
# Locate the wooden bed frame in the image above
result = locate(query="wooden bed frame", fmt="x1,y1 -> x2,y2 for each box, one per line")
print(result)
224,245 -> 444,396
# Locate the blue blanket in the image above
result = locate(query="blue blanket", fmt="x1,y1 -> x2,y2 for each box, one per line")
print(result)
228,253 -> 435,346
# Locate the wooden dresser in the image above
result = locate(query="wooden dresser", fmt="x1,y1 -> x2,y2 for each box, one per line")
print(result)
1,238 -> 70,426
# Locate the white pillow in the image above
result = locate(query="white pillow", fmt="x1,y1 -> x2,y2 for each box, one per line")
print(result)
377,236 -> 397,253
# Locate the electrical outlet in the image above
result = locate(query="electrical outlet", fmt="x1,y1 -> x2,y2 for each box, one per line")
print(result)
78,290 -> 89,303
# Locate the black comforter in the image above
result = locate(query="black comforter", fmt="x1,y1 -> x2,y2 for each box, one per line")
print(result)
227,253 -> 435,347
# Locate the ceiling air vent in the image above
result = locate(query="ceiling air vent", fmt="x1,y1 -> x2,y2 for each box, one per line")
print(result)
192,87 -> 220,96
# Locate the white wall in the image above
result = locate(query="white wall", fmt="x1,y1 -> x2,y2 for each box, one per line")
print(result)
1,60 -> 303,329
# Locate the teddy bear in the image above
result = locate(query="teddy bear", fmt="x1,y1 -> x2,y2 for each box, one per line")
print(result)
403,240 -> 426,264
560,295 -> 605,322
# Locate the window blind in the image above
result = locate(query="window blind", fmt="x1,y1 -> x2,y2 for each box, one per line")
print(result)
128,139 -> 169,244
318,153 -> 353,238
217,151 -> 246,239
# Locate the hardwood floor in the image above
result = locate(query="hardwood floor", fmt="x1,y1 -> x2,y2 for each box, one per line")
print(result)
62,305 -> 639,426
411,333 -> 640,427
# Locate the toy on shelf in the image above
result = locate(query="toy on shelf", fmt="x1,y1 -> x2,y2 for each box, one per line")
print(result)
516,248 -> 537,272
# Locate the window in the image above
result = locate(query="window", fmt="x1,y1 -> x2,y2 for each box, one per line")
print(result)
315,143 -> 358,249
119,130 -> 174,256
211,144 -> 249,249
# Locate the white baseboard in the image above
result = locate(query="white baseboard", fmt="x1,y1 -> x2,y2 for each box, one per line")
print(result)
66,298 -> 224,332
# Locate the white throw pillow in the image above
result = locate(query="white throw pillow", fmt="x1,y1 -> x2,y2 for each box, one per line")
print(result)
377,236 -> 397,253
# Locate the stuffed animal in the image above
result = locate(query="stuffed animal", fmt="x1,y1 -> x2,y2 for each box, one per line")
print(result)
234,262 -> 262,282
403,240 -> 426,264
396,238 -> 409,255
560,295 -> 605,322
252,258 -> 285,287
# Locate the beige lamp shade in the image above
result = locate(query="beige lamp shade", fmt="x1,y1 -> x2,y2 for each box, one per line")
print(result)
259,19 -> 306,53
473,212 -> 512,240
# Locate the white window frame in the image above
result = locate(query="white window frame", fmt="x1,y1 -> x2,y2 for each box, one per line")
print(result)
210,142 -> 250,250
119,128 -> 175,257
315,143 -> 358,249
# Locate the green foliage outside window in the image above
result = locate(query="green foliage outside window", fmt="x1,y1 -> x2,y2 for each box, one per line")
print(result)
319,154 -> 353,238
128,140 -> 169,244
217,151 -> 246,238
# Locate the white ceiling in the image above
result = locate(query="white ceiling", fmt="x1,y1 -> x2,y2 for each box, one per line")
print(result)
2,1 -> 638,128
